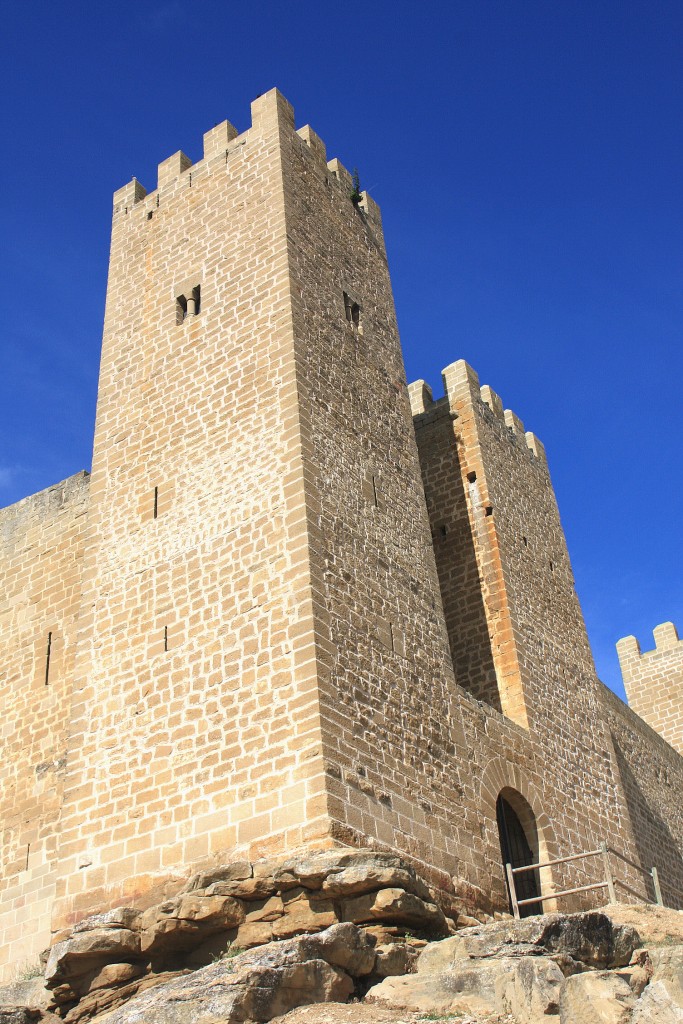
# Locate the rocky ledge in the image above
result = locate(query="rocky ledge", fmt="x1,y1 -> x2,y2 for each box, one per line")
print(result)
1,851 -> 681,1024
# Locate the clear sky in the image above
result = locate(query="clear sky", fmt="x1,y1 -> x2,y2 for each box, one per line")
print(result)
1,1 -> 681,700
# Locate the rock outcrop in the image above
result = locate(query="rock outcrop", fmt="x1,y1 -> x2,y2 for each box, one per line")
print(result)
3,849 -> 682,1024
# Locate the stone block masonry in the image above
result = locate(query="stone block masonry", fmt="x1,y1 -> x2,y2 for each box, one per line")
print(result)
0,89 -> 682,984
618,623 -> 683,756
0,472 -> 89,976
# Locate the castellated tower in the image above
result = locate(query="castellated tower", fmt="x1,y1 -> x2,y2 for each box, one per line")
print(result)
617,623 -> 683,755
51,89 -> 460,932
1,90 -> 682,983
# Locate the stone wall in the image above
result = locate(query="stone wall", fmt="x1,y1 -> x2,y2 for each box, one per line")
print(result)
617,623 -> 683,756
0,90 -> 682,984
0,472 -> 89,976
408,363 -> 645,901
51,91 -> 334,936
602,683 -> 683,908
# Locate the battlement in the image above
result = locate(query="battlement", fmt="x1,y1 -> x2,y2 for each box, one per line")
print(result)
617,621 -> 682,664
618,622 -> 683,757
408,359 -> 547,466
112,89 -> 379,222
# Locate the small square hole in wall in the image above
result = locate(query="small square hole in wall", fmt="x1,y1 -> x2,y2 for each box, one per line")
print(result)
467,471 -> 477,483
147,211 -> 153,221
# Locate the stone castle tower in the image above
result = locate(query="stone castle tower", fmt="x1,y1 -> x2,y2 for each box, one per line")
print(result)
1,90 -> 682,981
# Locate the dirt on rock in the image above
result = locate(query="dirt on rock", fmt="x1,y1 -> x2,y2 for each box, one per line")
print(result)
270,1002 -> 515,1024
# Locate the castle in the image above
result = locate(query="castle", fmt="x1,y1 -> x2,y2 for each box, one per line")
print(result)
1,89 -> 682,982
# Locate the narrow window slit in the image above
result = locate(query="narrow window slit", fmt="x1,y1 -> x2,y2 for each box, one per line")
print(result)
153,486 -> 159,519
25,844 -> 30,871
44,632 -> 52,686
343,292 -> 361,327
372,475 -> 378,507
147,211 -> 153,221
164,626 -> 168,652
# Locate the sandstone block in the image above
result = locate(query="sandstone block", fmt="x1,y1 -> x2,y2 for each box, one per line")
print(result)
92,926 -> 365,1023
366,955 -> 520,1017
495,955 -> 565,1023
185,862 -> 253,892
0,979 -> 52,1011
273,851 -> 407,892
140,894 -> 245,955
320,864 -> 430,901
341,888 -> 447,936
373,942 -> 421,978
206,877 -> 277,901
418,911 -> 640,970
0,1012 -> 61,1024
559,971 -> 636,1024
272,892 -> 337,939
45,929 -> 141,985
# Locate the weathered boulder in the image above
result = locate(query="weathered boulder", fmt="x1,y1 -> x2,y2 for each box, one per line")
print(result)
417,911 -> 639,970
272,889 -> 337,939
140,894 -> 245,956
0,1012 -> 61,1024
90,925 -> 373,1024
495,956 -> 565,1023
366,955 -> 520,1016
45,928 -> 141,986
559,970 -> 636,1024
206,876 -> 278,901
185,861 -> 253,891
0,979 -> 52,1011
236,924 -> 377,978
273,852 -> 418,895
373,943 -> 421,978
62,970 -> 186,1024
341,888 -> 447,937
631,944 -> 683,1022
320,865 -> 431,902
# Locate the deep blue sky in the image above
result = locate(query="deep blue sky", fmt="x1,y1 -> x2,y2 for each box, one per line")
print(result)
1,1 -> 681,700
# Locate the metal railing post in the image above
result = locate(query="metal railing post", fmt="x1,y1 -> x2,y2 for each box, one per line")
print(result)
651,866 -> 664,907
505,862 -> 521,919
600,842 -> 617,903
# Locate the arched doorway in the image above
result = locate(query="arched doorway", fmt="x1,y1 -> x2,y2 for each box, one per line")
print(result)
496,788 -> 541,917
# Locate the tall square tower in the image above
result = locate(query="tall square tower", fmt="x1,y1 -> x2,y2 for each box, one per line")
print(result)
53,90 -> 458,929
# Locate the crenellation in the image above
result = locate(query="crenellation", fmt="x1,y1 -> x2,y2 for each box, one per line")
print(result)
157,150 -> 193,189
480,384 -> 504,419
503,407 -> 525,439
407,379 -> 433,416
112,177 -> 147,215
1,89 -> 682,985
617,622 -> 683,756
654,620 -> 680,650
296,124 -> 327,166
202,118 -> 239,160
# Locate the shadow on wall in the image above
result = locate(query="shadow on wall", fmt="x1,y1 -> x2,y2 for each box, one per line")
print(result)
422,418 -> 501,712
611,734 -> 683,909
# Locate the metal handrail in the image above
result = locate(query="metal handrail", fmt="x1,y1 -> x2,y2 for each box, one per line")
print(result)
505,839 -> 680,919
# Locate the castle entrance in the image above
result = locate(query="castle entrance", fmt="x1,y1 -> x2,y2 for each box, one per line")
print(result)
496,789 -> 541,917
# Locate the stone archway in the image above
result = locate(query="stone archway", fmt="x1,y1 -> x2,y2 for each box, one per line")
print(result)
478,757 -> 557,914
497,788 -> 540,916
